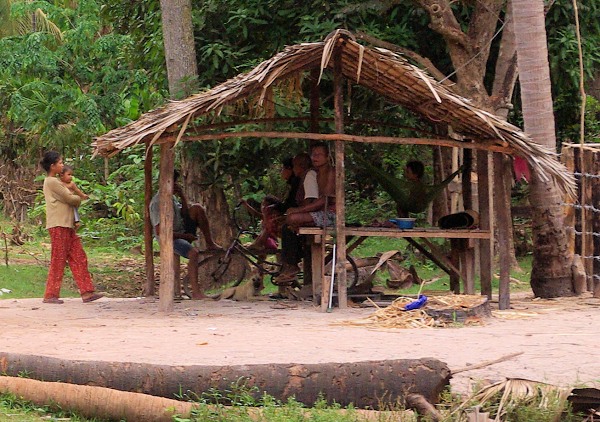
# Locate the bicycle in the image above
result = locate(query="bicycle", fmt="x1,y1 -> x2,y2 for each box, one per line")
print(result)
182,201 -> 360,297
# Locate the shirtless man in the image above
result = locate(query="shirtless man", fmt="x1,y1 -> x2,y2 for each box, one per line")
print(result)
275,142 -> 335,282
286,142 -> 336,228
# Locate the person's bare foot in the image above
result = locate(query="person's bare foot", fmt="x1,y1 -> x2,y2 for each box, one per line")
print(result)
206,243 -> 223,251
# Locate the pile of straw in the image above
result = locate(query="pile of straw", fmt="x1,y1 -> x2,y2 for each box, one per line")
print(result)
337,295 -> 488,329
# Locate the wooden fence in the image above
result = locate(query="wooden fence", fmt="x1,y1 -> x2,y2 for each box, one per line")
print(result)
561,142 -> 600,292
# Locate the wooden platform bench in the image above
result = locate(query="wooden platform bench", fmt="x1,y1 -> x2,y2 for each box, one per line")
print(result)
298,226 -> 492,308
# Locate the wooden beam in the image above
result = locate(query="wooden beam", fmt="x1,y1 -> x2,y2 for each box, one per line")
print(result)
494,153 -> 510,310
143,141 -> 155,297
310,69 -> 320,133
477,150 -> 493,299
158,144 -> 175,313
161,131 -> 515,154
462,149 -> 472,210
333,43 -> 347,310
183,116 -> 439,138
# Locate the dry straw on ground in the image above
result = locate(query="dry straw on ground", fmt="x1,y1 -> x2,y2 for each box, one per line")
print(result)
335,295 -> 488,329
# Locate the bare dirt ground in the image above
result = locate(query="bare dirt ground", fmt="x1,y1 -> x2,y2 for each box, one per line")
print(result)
1,292 -> 599,396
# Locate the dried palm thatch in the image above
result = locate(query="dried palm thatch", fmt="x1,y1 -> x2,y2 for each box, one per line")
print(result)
452,378 -> 570,421
334,295 -> 486,329
92,29 -> 576,199
334,296 -> 439,329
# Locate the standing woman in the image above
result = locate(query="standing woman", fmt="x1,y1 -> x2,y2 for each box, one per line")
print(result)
40,151 -> 103,304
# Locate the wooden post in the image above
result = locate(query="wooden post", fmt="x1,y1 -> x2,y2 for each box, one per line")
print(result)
462,149 -> 472,210
449,239 -> 460,294
310,68 -> 320,134
158,144 -> 175,313
579,143 -> 588,289
143,141 -> 155,297
311,235 -> 324,303
592,148 -> 600,294
560,144 -> 576,263
477,151 -> 493,299
460,239 -> 475,294
494,153 -> 510,309
305,68 -> 321,289
332,40 -> 347,309
583,147 -> 594,288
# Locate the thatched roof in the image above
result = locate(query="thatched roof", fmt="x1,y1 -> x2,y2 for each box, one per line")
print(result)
92,30 -> 575,198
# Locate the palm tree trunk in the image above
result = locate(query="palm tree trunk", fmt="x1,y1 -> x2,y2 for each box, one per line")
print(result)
511,0 -> 575,297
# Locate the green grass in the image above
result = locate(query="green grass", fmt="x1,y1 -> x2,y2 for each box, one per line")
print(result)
352,237 -> 533,295
1,381 -> 580,422
0,393 -> 99,422
0,235 -> 144,301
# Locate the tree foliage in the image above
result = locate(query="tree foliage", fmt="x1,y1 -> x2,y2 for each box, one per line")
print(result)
0,0 -> 165,167
1,0 -> 599,235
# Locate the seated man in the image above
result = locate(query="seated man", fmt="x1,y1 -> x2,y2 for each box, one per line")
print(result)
355,153 -> 461,218
397,160 -> 426,217
149,169 -> 221,299
275,143 -> 335,283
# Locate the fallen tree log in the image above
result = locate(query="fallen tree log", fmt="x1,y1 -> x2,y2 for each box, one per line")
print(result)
0,375 -> 416,421
0,352 -> 450,409
0,375 -> 193,422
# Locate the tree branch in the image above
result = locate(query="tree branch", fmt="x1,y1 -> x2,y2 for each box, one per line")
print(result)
414,0 -> 471,50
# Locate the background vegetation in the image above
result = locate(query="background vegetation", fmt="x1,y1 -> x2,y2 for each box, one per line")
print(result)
0,0 -> 598,249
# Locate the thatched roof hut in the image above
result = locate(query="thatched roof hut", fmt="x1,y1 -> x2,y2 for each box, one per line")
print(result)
93,30 -> 574,197
92,30 -> 575,311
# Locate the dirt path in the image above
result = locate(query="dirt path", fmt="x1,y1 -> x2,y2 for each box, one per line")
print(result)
1,293 -> 599,395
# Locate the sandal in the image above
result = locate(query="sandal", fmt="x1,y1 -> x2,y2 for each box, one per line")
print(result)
42,298 -> 64,304
82,293 -> 104,303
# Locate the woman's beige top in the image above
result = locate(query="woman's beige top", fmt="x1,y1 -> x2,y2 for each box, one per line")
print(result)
43,176 -> 81,229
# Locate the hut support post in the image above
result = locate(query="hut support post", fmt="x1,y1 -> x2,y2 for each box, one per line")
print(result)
158,144 -> 175,313
462,149 -> 472,210
144,142 -> 155,297
494,153 -> 510,309
304,68 -> 321,290
310,68 -> 320,133
332,41 -> 347,310
477,151 -> 493,299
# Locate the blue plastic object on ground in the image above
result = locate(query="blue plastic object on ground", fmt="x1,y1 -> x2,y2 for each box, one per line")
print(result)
404,294 -> 428,311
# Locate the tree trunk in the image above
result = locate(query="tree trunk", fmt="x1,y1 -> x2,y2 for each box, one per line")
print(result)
157,0 -> 199,310
181,151 -> 233,249
416,0 -> 521,277
159,0 -> 198,99
160,0 -> 234,268
0,352 -> 451,410
511,0 -> 575,297
490,0 -> 522,272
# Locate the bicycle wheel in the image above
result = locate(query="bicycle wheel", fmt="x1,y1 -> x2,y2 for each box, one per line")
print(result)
239,247 -> 282,276
182,252 -> 248,297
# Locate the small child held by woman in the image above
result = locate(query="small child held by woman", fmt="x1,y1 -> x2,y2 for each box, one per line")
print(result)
59,165 -> 89,230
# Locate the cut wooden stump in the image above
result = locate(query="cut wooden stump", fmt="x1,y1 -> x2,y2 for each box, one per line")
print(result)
424,295 -> 491,323
0,353 -> 450,409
